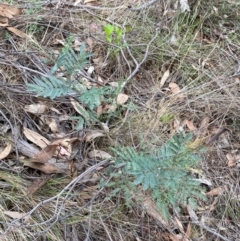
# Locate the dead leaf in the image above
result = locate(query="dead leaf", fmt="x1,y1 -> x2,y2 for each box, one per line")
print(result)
87,66 -> 94,75
58,146 -> 70,156
73,37 -> 82,48
51,137 -> 81,157
206,186 -> 227,196
183,223 -> 191,241
226,153 -> 237,167
0,4 -> 22,19
85,130 -> 105,142
202,59 -> 214,68
98,76 -> 104,83
70,97 -> 90,121
4,211 -> 26,219
0,16 -> 8,26
78,186 -> 98,200
43,117 -> 58,133
160,69 -> 170,87
27,175 -> 52,197
103,104 -> 117,113
169,82 -> 185,101
197,198 -> 218,211
175,217 -> 185,233
82,78 -> 92,87
23,127 -> 50,148
22,161 -> 64,174
116,93 -> 129,105
198,116 -> 210,138
185,120 -> 197,131
209,198 -> 218,211
175,216 -> 184,233
0,143 -> 12,160
141,196 -> 168,226
7,27 -> 27,38
169,82 -> 180,94
88,150 -> 112,159
3,211 -> 31,225
52,39 -> 65,46
101,122 -> 109,132
51,138 -> 71,148
92,57 -> 102,64
163,9 -> 176,18
85,37 -> 94,48
50,107 -> 62,114
109,82 -> 119,88
33,145 -> 59,163
97,105 -> 103,115
187,137 -> 206,149
24,103 -> 47,114
187,204 -> 198,221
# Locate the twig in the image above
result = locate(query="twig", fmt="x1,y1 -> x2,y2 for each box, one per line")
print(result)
0,59 -> 49,78
120,28 -> 159,90
100,216 -> 114,241
192,221 -> 231,241
207,127 -> 230,145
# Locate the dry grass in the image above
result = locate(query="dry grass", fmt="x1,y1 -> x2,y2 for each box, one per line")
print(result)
0,0 -> 240,240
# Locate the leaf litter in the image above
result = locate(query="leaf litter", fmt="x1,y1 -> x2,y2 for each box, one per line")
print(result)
0,0 -> 240,240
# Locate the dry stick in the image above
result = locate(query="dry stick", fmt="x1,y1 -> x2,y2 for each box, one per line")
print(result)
2,159 -> 110,236
120,28 -> 159,91
192,221 -> 231,241
0,59 -> 49,77
99,216 -> 114,241
206,127 -> 229,146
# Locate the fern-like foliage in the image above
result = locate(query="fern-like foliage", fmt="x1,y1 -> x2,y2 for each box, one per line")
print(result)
78,86 -> 113,110
26,44 -> 119,129
51,44 -> 92,75
27,75 -> 74,99
112,133 -> 206,220
27,44 -> 91,99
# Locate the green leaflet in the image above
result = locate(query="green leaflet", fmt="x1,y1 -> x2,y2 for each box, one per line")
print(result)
27,44 -> 91,100
26,76 -> 73,99
26,44 -> 117,130
51,44 -> 92,75
78,86 -> 112,110
111,133 -> 206,220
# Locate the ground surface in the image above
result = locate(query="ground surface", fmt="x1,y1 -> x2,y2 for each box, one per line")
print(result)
0,0 -> 240,240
